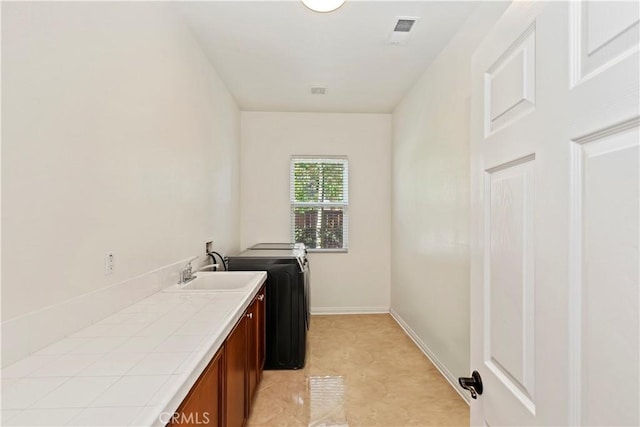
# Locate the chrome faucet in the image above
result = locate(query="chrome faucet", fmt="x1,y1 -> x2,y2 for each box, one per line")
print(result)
179,257 -> 198,285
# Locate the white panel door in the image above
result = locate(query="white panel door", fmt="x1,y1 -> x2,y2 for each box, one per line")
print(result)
468,1 -> 639,425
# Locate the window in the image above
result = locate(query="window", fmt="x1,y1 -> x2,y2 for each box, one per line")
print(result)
290,156 -> 348,251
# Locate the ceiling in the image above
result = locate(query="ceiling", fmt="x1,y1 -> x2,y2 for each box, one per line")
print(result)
176,1 -> 478,113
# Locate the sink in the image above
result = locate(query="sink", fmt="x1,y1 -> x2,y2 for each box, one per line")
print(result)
164,271 -> 266,293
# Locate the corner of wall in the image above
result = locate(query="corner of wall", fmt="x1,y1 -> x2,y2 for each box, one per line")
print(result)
389,0 -> 510,389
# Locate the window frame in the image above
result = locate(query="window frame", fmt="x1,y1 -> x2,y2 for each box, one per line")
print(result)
290,155 -> 349,253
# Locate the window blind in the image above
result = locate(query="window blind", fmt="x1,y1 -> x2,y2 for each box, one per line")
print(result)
290,156 -> 349,251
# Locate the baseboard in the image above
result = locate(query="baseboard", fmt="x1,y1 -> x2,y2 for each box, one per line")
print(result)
389,308 -> 470,405
311,306 -> 390,315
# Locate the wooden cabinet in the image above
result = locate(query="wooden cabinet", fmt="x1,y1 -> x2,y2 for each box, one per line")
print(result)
224,314 -> 247,427
169,348 -> 223,426
256,290 -> 265,377
247,288 -> 266,407
169,285 -> 266,427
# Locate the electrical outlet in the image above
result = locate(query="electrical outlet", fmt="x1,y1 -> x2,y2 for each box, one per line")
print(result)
205,241 -> 213,256
105,252 -> 114,275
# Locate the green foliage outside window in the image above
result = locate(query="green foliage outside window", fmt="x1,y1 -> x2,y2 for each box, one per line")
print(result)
293,163 -> 344,202
292,160 -> 347,250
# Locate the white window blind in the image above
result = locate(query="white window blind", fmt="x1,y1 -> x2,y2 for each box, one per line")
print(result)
290,156 -> 349,251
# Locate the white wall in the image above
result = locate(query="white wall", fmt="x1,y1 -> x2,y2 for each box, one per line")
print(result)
1,2 -> 240,363
390,2 -> 509,389
241,112 -> 391,313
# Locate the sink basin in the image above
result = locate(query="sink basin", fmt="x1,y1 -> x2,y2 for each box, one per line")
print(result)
164,271 -> 266,293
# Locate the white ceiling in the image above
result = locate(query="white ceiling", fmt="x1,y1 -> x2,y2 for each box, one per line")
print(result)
176,1 -> 479,113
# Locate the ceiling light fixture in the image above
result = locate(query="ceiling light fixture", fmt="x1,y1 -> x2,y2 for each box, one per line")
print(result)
301,0 -> 346,13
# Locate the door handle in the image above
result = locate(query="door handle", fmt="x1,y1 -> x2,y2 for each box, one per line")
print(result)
458,371 -> 483,399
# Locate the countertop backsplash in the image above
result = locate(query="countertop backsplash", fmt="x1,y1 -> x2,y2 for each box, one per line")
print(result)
1,257 -> 197,367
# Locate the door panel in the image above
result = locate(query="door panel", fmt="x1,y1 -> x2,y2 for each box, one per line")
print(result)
570,121 -> 639,426
573,1 -> 639,82
485,26 -> 536,134
485,157 -> 535,407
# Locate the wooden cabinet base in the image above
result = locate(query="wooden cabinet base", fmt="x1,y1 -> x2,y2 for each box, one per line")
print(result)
168,285 -> 266,427
168,349 -> 222,426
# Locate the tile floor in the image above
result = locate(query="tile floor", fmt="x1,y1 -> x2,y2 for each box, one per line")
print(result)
247,314 -> 469,426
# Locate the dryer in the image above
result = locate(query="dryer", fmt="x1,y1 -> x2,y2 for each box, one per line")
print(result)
227,243 -> 309,370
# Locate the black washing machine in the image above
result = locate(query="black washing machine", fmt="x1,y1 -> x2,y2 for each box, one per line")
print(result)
226,243 -> 309,370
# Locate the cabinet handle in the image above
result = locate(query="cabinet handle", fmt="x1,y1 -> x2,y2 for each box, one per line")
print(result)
257,294 -> 264,301
246,312 -> 253,319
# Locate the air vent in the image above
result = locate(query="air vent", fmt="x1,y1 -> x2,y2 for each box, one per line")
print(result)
394,19 -> 416,33
311,87 -> 327,95
388,16 -> 420,45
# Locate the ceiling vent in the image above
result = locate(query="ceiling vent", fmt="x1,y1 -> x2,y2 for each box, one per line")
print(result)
394,19 -> 416,33
310,86 -> 327,95
388,16 -> 419,45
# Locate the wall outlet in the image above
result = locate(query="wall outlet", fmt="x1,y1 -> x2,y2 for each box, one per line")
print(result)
105,252 -> 114,275
205,241 -> 213,256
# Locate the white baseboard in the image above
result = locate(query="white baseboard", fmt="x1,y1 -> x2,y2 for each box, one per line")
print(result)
311,306 -> 390,315
389,308 -> 470,405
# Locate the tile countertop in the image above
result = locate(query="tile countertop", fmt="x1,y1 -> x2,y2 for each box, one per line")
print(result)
1,272 -> 267,427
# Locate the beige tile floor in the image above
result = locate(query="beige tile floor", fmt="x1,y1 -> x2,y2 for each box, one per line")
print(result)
247,314 -> 469,427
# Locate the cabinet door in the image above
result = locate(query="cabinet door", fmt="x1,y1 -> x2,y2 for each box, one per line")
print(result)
169,348 -> 223,426
256,286 -> 266,381
224,315 -> 247,427
247,286 -> 266,408
246,300 -> 258,407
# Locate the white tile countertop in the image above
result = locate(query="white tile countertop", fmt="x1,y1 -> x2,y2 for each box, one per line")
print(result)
1,272 -> 267,426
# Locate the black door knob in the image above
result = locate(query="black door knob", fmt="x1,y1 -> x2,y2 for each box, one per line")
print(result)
458,370 -> 483,399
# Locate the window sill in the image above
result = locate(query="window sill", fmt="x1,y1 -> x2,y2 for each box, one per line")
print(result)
307,248 -> 349,254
